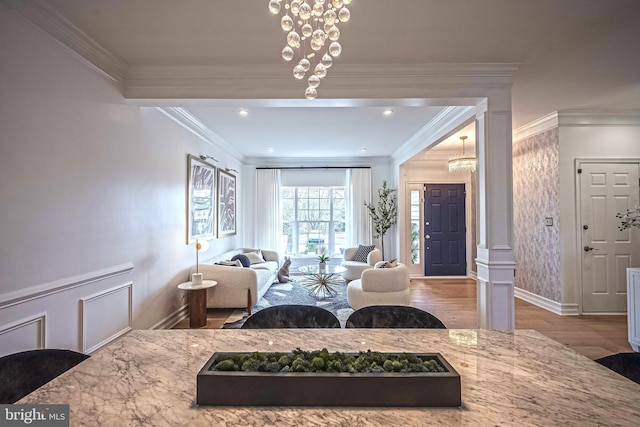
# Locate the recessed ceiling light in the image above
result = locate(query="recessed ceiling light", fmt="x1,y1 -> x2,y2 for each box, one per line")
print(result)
267,147 -> 273,152
360,147 -> 367,152
239,109 -> 249,117
383,109 -> 394,116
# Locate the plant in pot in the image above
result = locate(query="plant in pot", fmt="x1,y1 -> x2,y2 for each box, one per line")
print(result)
364,181 -> 398,260
317,254 -> 330,271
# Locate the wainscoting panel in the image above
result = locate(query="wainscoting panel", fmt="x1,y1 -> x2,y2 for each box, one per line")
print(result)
0,312 -> 46,358
0,264 -> 134,356
80,282 -> 132,354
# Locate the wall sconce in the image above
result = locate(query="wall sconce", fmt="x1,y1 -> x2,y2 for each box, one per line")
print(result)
225,168 -> 239,174
200,155 -> 219,162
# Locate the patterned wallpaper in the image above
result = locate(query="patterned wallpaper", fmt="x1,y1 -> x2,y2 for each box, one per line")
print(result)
513,128 -> 561,302
470,171 -> 477,274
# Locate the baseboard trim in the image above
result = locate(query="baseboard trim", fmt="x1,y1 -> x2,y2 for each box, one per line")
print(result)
515,287 -> 579,315
151,304 -> 189,330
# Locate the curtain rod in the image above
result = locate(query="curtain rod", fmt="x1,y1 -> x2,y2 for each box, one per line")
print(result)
256,166 -> 371,170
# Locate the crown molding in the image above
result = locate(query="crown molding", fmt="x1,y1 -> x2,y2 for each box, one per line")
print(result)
392,106 -> 476,164
512,112 -> 559,142
557,110 -> 640,127
125,63 -> 521,100
513,109 -> 640,142
156,107 -> 244,162
243,156 -> 391,168
2,0 -> 128,89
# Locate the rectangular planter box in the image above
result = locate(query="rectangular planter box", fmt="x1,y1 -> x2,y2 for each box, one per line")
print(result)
197,352 -> 461,407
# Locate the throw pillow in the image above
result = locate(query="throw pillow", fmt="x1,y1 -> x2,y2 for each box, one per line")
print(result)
215,260 -> 243,267
231,254 -> 251,268
245,250 -> 266,264
386,258 -> 398,268
352,244 -> 375,263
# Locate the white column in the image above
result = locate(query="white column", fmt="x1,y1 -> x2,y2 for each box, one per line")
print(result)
475,93 -> 516,330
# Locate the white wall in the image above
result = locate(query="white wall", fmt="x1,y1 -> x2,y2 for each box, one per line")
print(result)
0,11 -> 243,355
559,122 -> 640,309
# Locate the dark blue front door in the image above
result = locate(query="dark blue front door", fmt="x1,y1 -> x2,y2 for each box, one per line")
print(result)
424,184 -> 466,276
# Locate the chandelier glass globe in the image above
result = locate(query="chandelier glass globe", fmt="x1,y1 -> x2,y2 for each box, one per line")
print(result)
268,0 -> 351,98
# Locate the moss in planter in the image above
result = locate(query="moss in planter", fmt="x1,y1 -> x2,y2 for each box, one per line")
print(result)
211,348 -> 446,374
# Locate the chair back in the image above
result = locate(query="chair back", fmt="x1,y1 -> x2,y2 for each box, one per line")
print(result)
360,264 -> 410,293
345,305 -> 447,329
241,305 -> 341,329
0,349 -> 89,403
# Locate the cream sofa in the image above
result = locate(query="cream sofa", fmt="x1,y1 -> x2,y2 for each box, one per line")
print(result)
341,247 -> 383,281
190,248 -> 279,314
346,263 -> 411,310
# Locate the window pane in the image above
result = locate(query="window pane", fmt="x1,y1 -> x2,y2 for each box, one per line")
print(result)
411,205 -> 420,220
284,185 -> 345,256
410,190 -> 420,204
411,221 -> 420,264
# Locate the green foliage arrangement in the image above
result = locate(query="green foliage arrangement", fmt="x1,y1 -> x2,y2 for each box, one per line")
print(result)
317,254 -> 330,263
211,348 -> 445,374
364,181 -> 398,260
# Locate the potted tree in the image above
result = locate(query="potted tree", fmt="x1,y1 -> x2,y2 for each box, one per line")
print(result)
364,181 -> 398,260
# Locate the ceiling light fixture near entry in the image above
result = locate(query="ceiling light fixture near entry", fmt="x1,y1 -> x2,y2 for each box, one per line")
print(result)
239,109 -> 249,117
268,0 -> 352,100
383,109 -> 393,116
448,136 -> 476,173
359,147 -> 367,152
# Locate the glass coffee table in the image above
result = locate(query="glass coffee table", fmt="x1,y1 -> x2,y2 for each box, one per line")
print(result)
297,264 -> 346,299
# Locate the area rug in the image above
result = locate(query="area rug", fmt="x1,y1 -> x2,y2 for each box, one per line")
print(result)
223,276 -> 354,328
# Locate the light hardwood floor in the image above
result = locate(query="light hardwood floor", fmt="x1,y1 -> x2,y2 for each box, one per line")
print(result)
174,277 -> 632,360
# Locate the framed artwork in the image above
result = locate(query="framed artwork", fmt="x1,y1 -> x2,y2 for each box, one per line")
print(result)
187,154 -> 216,243
217,169 -> 237,237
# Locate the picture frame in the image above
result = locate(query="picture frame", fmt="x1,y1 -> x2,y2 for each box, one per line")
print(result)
187,154 -> 216,243
217,168 -> 237,237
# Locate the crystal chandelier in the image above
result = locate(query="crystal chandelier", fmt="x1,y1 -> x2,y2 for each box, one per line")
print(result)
268,0 -> 352,99
448,136 -> 476,173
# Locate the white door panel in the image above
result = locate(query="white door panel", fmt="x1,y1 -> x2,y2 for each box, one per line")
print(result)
580,162 -> 640,313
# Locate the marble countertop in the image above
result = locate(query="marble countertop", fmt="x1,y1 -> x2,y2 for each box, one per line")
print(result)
21,329 -> 640,426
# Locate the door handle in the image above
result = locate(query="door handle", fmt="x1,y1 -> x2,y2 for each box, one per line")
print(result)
425,234 -> 431,240
584,246 -> 599,252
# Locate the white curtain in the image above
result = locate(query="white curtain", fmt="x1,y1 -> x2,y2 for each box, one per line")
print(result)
346,168 -> 373,247
255,169 -> 282,252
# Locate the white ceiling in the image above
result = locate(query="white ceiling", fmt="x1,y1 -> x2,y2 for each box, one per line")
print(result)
32,0 -> 640,160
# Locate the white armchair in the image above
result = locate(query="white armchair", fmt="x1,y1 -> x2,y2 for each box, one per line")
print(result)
347,263 -> 411,310
341,247 -> 383,281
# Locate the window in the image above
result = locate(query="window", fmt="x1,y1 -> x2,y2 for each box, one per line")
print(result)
410,189 -> 421,264
281,186 -> 346,257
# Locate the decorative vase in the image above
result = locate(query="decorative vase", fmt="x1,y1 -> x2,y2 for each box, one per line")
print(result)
319,262 -> 327,273
192,273 -> 203,285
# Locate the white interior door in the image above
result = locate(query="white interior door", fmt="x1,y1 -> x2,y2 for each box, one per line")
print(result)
580,162 -> 640,313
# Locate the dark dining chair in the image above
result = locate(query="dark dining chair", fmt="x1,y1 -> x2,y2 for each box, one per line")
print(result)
0,349 -> 90,403
595,352 -> 640,385
241,305 -> 341,329
345,305 -> 447,329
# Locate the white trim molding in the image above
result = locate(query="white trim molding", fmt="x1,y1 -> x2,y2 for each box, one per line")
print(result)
0,312 -> 47,357
513,112 -> 559,142
151,304 -> 189,330
126,63 -> 520,100
557,110 -> 640,127
80,282 -> 133,354
156,107 -> 244,161
514,110 -> 640,143
515,287 -> 579,316
1,0 -> 128,88
0,263 -> 135,309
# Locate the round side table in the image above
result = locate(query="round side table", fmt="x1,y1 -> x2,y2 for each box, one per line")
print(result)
178,280 -> 217,328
